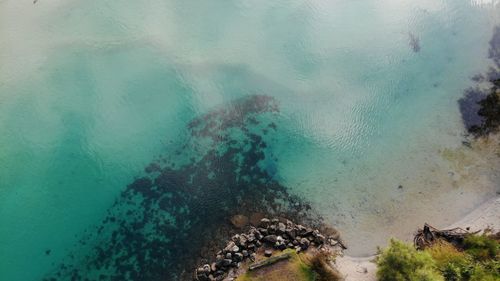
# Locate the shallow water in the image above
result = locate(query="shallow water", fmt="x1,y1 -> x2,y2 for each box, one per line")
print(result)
1,0 -> 500,280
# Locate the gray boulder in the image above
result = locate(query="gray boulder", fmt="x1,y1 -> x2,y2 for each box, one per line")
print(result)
262,235 -> 277,244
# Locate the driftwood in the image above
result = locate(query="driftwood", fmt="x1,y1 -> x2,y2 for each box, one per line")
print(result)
414,223 -> 478,250
248,252 -> 292,271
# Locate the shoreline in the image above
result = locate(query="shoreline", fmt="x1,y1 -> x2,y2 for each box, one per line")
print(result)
447,195 -> 500,233
193,218 -> 344,281
335,195 -> 500,281
192,195 -> 500,280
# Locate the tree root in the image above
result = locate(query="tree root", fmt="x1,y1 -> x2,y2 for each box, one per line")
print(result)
413,223 -> 479,250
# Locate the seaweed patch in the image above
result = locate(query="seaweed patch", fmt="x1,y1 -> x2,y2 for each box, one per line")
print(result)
459,26 -> 500,137
43,95 -> 320,281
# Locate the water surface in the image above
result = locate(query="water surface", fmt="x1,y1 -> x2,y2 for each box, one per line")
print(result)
1,1 -> 500,280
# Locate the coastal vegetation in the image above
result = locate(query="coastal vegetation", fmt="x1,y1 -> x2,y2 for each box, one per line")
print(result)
376,239 -> 443,281
236,249 -> 315,281
309,251 -> 343,281
194,218 -> 343,281
376,233 -> 499,281
236,249 -> 341,281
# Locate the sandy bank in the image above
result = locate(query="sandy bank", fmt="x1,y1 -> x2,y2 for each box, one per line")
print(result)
447,196 -> 500,233
335,195 -> 500,281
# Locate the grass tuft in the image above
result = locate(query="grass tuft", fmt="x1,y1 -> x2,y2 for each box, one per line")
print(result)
309,252 -> 342,281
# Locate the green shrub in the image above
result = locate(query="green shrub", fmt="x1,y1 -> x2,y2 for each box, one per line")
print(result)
376,239 -> 444,281
463,234 -> 499,261
470,259 -> 500,281
469,263 -> 500,281
376,235 -> 499,281
481,258 -> 500,275
441,262 -> 470,281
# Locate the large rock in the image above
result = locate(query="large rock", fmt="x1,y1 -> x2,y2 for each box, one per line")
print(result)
285,228 -> 296,239
315,234 -> 326,244
224,241 -> 236,253
300,238 -> 310,250
231,234 -> 240,242
233,252 -> 243,262
247,233 -> 256,243
268,224 -> 277,234
275,241 -> 286,250
249,227 -> 262,239
221,259 -> 232,267
196,264 -> 211,281
230,245 -> 240,253
215,254 -> 223,262
262,235 -> 278,244
258,228 -> 268,236
259,218 -> 271,228
237,235 -> 248,247
277,222 -> 286,234
301,227 -> 313,236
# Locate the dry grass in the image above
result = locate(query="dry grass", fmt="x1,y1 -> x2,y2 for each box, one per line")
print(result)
236,249 -> 315,281
236,249 -> 342,281
309,252 -> 342,281
426,240 -> 468,266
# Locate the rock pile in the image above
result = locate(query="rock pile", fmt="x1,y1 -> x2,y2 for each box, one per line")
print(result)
194,218 -> 342,281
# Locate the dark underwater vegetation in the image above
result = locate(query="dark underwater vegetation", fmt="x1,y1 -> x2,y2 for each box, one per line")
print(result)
43,95 -> 321,281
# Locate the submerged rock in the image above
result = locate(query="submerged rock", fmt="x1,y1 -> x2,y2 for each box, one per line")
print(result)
230,214 -> 249,229
249,213 -> 266,226
409,32 -> 421,52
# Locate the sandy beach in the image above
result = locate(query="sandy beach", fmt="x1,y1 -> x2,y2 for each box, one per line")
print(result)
335,195 -> 500,281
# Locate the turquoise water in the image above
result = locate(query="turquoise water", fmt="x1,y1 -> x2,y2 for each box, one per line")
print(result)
1,1 -> 500,280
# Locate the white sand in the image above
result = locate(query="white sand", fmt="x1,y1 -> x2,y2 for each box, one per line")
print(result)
447,196 -> 500,233
335,195 -> 500,281
335,255 -> 377,281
